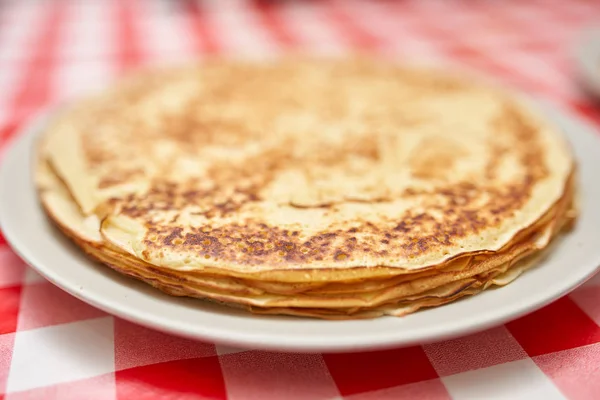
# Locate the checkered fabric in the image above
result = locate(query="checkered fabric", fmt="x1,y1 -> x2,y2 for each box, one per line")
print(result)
1,0 -> 600,399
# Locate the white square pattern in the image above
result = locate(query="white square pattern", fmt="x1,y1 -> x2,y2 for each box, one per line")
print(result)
442,358 -> 566,400
7,317 -> 115,392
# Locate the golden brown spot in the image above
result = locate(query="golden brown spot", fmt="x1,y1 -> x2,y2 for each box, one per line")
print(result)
410,138 -> 467,181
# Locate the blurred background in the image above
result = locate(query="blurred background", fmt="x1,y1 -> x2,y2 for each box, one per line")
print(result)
0,0 -> 599,150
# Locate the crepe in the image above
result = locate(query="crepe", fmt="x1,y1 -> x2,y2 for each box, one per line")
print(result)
36,154 -> 576,317
35,58 -> 577,319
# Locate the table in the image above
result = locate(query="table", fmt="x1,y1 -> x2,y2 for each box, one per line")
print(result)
1,1 -> 600,399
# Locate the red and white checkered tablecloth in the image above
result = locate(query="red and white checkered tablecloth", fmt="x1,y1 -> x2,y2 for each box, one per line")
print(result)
1,0 -> 600,399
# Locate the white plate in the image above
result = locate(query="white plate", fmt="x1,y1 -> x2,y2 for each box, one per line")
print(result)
1,103 -> 600,353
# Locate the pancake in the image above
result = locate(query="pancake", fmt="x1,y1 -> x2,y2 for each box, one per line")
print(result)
42,59 -> 574,278
36,130 -> 576,317
35,58 -> 577,319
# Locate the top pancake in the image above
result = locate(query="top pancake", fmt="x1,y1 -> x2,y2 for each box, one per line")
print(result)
41,58 -> 575,275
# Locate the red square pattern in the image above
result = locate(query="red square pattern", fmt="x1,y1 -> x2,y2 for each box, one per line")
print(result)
115,357 -> 227,400
0,249 -> 26,288
323,346 -> 439,396
506,297 -> 600,356
0,287 -> 21,335
423,326 -> 528,376
534,342 -> 600,400
569,101 -> 600,127
0,123 -> 21,154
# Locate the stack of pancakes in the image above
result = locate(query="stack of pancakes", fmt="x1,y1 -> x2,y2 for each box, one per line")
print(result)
35,59 -> 577,319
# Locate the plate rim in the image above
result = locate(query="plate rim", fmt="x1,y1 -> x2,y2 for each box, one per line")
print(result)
575,25 -> 600,98
1,104 -> 600,353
